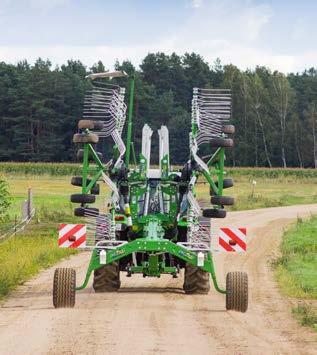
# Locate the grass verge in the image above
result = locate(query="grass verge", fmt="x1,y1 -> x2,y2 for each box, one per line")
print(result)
274,215 -> 317,332
0,221 -> 77,300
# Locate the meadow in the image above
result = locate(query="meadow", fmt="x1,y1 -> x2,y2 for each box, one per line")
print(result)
1,163 -> 317,219
274,215 -> 317,331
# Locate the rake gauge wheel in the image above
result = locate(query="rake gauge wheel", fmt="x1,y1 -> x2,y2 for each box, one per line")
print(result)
91,184 -> 100,195
226,271 -> 248,312
210,178 -> 234,195
74,207 -> 99,217
71,177 -> 100,195
70,193 -> 96,204
210,138 -> 233,148
53,268 -> 76,308
210,195 -> 234,206
73,133 -> 99,144
78,120 -> 104,131
202,208 -> 226,218
222,125 -> 235,134
218,178 -> 234,189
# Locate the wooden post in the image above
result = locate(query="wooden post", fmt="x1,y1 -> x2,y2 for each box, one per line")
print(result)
27,188 -> 32,218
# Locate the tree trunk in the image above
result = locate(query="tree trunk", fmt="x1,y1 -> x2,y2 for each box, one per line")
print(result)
281,146 -> 287,168
312,107 -> 317,168
257,112 -> 272,168
294,125 -> 303,168
273,76 -> 289,168
254,117 -> 258,167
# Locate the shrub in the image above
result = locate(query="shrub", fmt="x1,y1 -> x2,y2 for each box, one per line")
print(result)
0,176 -> 11,221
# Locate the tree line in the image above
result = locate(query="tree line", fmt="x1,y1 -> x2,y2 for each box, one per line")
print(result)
0,53 -> 316,167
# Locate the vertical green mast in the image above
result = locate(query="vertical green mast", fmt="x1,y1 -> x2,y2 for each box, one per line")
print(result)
125,75 -> 135,167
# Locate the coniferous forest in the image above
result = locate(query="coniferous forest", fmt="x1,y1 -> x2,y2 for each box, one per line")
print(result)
0,53 -> 316,167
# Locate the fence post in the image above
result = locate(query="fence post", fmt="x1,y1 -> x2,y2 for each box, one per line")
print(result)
27,188 -> 33,218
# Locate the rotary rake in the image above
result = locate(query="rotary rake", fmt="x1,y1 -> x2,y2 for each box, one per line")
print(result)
53,71 -> 248,312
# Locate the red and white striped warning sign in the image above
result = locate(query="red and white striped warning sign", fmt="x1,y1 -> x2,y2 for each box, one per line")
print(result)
58,224 -> 86,248
218,227 -> 247,252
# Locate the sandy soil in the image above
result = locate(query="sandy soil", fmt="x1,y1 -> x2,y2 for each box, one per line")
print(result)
1,204 -> 317,355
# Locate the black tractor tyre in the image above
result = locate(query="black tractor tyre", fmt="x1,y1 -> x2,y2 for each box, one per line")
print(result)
226,271 -> 248,312
183,264 -> 210,294
211,195 -> 234,206
74,207 -> 99,217
70,193 -> 96,204
93,262 -> 121,292
73,133 -> 99,144
222,125 -> 235,134
210,138 -> 233,148
53,268 -> 76,308
78,119 -> 104,131
202,208 -> 226,218
77,149 -> 103,162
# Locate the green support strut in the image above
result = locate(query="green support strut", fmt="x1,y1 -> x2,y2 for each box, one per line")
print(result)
125,75 -> 135,167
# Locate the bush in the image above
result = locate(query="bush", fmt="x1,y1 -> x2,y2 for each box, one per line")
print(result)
0,176 -> 11,221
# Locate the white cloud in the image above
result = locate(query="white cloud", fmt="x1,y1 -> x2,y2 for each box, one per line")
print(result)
191,0 -> 203,9
0,0 -> 315,73
0,41 -> 306,74
29,0 -> 70,13
291,17 -> 306,40
241,4 -> 273,40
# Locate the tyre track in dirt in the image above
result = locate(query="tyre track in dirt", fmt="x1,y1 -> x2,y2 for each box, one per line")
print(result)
0,204 -> 317,354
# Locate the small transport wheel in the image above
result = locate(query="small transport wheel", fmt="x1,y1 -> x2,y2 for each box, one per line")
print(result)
210,195 -> 234,206
93,262 -> 121,292
73,133 -> 99,144
202,208 -> 226,218
210,138 -> 233,148
77,149 -> 103,161
74,207 -> 99,217
226,271 -> 248,312
222,124 -> 235,134
78,119 -> 104,131
53,268 -> 76,308
183,264 -> 210,294
70,193 -> 96,204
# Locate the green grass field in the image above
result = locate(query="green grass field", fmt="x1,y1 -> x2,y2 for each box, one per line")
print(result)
274,215 -> 317,332
4,167 -> 317,219
0,222 -> 76,300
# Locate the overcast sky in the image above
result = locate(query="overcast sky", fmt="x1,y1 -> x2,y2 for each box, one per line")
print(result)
1,0 -> 316,73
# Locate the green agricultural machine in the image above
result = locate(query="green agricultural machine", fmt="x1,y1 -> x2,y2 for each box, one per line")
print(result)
53,71 -> 248,312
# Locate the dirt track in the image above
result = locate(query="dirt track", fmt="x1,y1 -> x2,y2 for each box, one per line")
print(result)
1,204 -> 317,355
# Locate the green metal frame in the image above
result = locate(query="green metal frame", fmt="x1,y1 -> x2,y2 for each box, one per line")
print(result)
74,75 -> 230,295
76,239 -> 225,294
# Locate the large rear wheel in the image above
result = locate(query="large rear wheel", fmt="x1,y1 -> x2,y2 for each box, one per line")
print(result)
93,262 -> 121,292
183,264 -> 210,294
